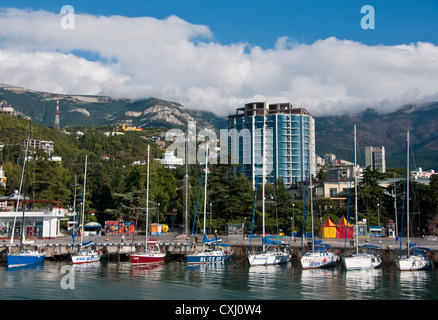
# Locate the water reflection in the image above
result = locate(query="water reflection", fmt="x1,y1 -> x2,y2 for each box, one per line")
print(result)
187,261 -> 227,271
0,258 -> 436,300
398,270 -> 433,299
299,267 -> 343,299
72,261 -> 101,270
344,269 -> 383,292
130,262 -> 165,280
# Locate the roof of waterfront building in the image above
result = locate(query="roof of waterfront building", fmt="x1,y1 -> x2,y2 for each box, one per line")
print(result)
228,102 -> 311,119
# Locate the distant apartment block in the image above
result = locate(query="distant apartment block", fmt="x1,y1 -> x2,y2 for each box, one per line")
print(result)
324,153 -> 336,165
227,102 -> 315,188
0,101 -> 16,116
365,146 -> 386,173
23,139 -> 55,154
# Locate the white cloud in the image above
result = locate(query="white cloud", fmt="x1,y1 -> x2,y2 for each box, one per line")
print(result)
0,8 -> 437,117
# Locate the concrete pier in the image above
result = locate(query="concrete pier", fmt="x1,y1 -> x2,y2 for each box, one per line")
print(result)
1,233 -> 438,265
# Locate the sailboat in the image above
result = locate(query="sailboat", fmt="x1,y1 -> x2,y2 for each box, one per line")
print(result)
7,122 -> 46,268
300,149 -> 339,270
130,145 -> 166,265
343,125 -> 382,270
186,143 -> 233,265
247,114 -> 290,266
71,156 -> 101,264
396,131 -> 431,271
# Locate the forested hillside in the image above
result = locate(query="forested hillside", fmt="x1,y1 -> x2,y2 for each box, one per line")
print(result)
0,114 -> 271,234
1,111 -> 437,236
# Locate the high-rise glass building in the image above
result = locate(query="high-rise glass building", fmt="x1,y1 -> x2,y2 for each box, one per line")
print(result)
227,102 -> 315,188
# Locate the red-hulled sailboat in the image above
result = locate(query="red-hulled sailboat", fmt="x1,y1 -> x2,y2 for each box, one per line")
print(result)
129,145 -> 165,265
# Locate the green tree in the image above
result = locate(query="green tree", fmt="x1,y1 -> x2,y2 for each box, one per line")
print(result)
208,164 -> 254,234
149,160 -> 177,224
28,157 -> 72,205
427,175 -> 438,219
357,166 -> 387,226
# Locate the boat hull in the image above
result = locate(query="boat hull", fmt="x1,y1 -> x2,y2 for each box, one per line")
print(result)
396,255 -> 431,271
300,252 -> 339,269
130,252 -> 166,265
186,250 -> 232,264
71,250 -> 101,264
7,251 -> 46,268
343,254 -> 382,270
248,252 -> 290,266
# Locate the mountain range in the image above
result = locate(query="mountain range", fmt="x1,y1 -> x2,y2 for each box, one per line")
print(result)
1,83 -> 437,170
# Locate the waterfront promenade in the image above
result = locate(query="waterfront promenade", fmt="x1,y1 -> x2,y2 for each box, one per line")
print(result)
10,230 -> 438,250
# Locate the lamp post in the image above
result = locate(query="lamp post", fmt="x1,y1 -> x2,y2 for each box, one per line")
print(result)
292,203 -> 295,235
377,203 -> 380,227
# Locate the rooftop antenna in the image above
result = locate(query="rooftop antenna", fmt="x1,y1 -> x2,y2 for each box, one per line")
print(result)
55,99 -> 60,130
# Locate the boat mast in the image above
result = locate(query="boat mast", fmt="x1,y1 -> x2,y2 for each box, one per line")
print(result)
203,143 -> 209,251
72,174 -> 78,248
185,134 -> 189,236
309,142 -> 314,252
406,131 -> 410,258
80,155 -> 88,250
354,125 -> 359,254
393,180 -> 398,240
145,145 -> 150,251
131,148 -> 148,248
19,123 -> 32,251
9,127 -> 31,248
262,107 -> 266,253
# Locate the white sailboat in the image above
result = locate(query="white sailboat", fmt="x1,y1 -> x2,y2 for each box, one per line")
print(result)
343,125 -> 382,270
186,143 -> 232,265
7,122 -> 46,268
130,145 -> 166,265
71,156 -> 101,264
300,147 -> 339,269
247,112 -> 290,266
396,131 -> 431,271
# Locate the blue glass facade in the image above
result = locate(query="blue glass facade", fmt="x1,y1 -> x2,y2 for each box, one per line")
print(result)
227,102 -> 315,188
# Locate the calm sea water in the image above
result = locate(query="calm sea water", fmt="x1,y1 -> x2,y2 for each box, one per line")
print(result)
1,258 -> 437,302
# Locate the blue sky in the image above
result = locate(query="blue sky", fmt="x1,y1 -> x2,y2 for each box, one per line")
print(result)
0,1 -> 438,116
5,0 -> 438,47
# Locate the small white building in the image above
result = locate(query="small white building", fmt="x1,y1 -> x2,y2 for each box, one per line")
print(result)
158,151 -> 183,169
0,191 -> 67,239
412,167 -> 435,180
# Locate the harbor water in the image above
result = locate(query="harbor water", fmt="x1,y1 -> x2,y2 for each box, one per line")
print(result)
1,258 -> 437,301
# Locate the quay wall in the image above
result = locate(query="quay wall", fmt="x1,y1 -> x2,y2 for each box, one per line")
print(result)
2,237 -> 437,265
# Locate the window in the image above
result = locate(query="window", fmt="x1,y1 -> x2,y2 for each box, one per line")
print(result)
329,188 -> 338,198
